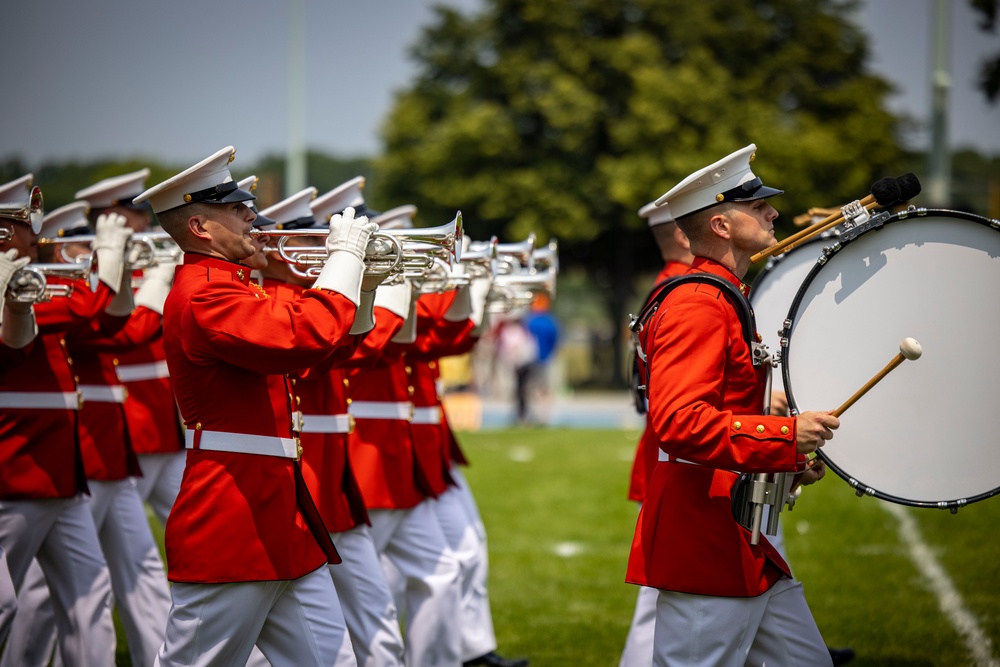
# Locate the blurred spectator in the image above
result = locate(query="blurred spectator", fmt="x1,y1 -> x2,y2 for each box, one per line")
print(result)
517,294 -> 560,425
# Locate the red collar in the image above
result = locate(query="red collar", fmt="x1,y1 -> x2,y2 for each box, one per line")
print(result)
183,253 -> 253,286
689,257 -> 751,297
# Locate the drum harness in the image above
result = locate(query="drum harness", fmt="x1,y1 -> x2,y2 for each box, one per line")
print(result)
628,273 -> 797,545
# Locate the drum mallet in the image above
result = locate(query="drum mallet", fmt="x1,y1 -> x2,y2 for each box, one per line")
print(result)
832,338 -> 923,417
751,174 -> 919,263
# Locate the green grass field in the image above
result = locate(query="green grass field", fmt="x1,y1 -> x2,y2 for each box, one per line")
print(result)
128,426 -> 999,666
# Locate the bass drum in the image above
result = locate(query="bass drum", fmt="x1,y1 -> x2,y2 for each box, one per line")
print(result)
781,209 -> 1000,509
751,234 -> 834,388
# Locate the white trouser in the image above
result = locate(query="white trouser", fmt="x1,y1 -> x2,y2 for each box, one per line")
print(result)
368,501 -> 462,667
433,478 -> 497,661
620,585 -> 658,667
155,565 -> 356,667
0,546 -> 15,647
134,452 -> 186,527
3,479 -> 171,667
328,525 -> 405,667
0,496 -> 116,667
653,577 -> 832,667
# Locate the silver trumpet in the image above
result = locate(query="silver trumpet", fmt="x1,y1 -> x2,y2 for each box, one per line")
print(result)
0,186 -> 44,241
6,258 -> 94,303
38,232 -> 176,270
492,233 -> 537,275
250,211 -> 463,280
487,265 -> 557,312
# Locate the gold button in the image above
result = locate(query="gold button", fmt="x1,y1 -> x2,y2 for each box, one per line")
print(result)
195,422 -> 202,430
288,393 -> 294,401
66,357 -> 73,366
756,425 -> 765,433
60,339 -> 67,347
112,358 -> 119,366
405,366 -> 412,374
295,396 -> 301,406
346,397 -> 353,405
291,379 -> 297,386
342,378 -> 349,388
74,375 -> 80,383
429,361 -> 436,369
781,426 -> 789,435
733,421 -> 742,430
407,386 -> 415,396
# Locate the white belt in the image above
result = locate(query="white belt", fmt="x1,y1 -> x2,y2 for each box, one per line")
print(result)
116,360 -> 170,382
185,429 -> 300,459
410,406 -> 442,425
348,401 -> 414,421
78,385 -> 127,403
0,391 -> 81,410
657,450 -> 701,466
300,414 -> 355,434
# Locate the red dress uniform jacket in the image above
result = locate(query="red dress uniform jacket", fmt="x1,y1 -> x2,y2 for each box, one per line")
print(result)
162,254 -> 358,584
628,260 -> 690,503
404,291 -> 477,494
0,278 -> 116,499
346,299 -> 431,511
68,307 -> 163,481
118,271 -> 184,455
625,258 -> 798,597
261,278 -> 369,535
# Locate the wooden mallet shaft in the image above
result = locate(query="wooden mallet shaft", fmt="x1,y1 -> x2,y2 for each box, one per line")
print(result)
751,195 -> 877,264
832,338 -> 922,418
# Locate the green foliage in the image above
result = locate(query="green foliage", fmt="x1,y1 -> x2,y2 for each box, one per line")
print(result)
376,0 -> 908,384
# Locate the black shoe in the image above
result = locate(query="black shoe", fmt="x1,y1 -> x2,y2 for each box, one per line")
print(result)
828,646 -> 856,666
463,651 -> 530,667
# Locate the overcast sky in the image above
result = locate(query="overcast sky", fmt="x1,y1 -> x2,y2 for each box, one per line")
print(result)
3,0 -> 997,168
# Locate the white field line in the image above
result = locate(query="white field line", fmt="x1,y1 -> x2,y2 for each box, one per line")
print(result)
882,502 -> 999,667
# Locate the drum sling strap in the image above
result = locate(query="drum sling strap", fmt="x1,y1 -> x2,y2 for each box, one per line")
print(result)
628,273 -> 756,415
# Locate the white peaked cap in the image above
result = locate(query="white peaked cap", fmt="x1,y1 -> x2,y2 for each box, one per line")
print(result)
237,175 -> 277,229
653,144 -> 783,219
638,201 -> 674,227
41,201 -> 91,239
75,168 -> 150,208
311,176 -> 366,222
133,146 -> 254,214
237,175 -> 259,194
371,205 -> 417,230
0,174 -> 34,207
259,187 -> 319,229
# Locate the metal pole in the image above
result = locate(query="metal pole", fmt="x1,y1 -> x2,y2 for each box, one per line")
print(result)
927,0 -> 951,207
286,0 -> 307,195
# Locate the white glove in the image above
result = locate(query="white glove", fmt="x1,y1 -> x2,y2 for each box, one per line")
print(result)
390,283 -> 420,344
93,212 -> 133,292
0,249 -> 31,323
104,265 -> 135,316
325,207 -> 378,263
0,250 -> 36,347
469,276 -> 493,332
134,261 -> 177,315
372,281 -> 412,319
443,283 -> 473,322
349,289 -> 376,335
312,207 -> 378,306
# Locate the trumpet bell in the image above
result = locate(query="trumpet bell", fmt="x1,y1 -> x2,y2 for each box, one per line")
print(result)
0,186 -> 45,237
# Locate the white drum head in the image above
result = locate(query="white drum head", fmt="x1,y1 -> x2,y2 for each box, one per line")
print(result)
782,210 -> 1000,508
751,236 -> 833,391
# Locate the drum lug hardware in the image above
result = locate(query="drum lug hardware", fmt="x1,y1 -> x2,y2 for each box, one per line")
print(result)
990,218 -> 999,230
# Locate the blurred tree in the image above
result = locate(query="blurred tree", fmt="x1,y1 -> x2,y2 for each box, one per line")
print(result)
969,0 -> 999,103
376,0 -> 906,385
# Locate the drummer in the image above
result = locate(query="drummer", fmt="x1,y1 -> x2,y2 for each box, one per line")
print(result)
624,144 -> 840,666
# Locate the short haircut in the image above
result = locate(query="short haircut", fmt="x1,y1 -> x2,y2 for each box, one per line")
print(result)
155,203 -> 213,241
675,202 -> 735,246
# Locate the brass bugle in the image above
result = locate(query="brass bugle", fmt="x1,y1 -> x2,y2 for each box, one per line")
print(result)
38,233 -> 171,270
378,211 -> 464,263
493,233 -> 537,274
250,229 -> 406,279
6,258 -> 94,303
0,187 -> 44,240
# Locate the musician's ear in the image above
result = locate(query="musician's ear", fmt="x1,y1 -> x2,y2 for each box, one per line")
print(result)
707,211 -> 732,240
187,213 -> 211,241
